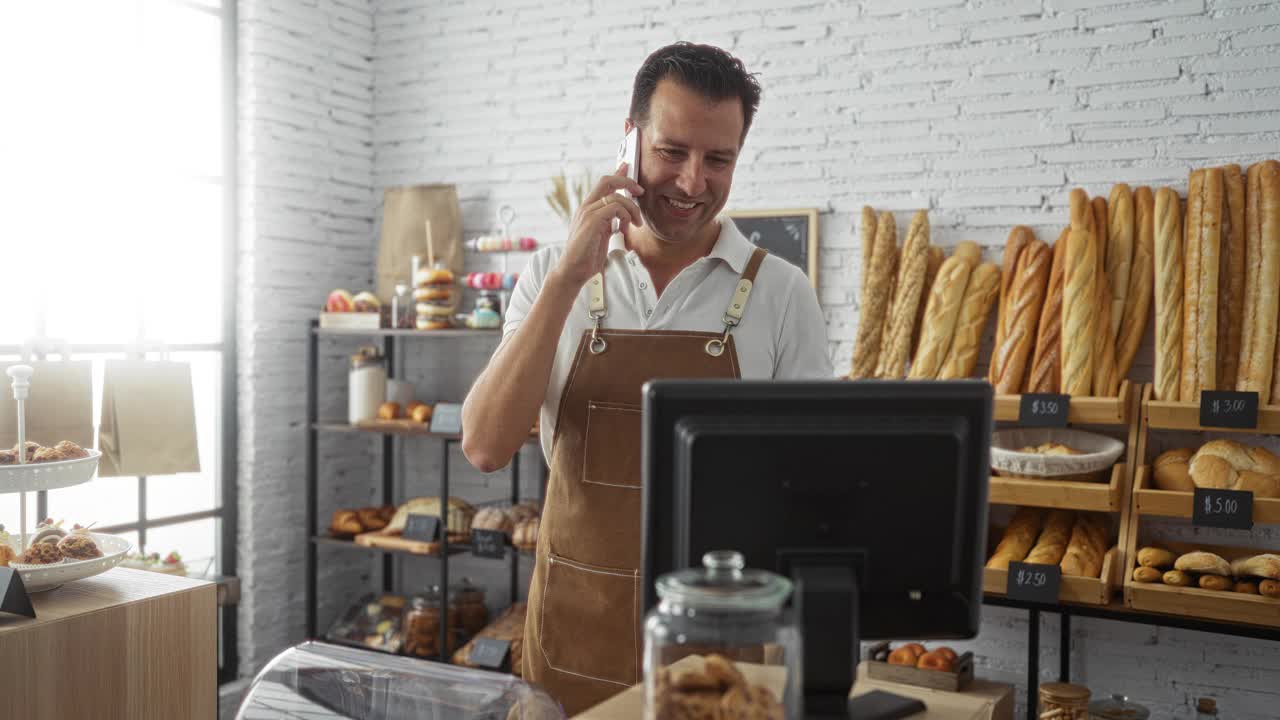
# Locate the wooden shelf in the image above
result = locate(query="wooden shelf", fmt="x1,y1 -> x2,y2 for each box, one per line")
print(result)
1144,398 -> 1280,433
1123,540 -> 1280,628
994,380 -> 1133,426
983,547 -> 1117,606
311,536 -> 467,557
1132,465 -> 1280,523
989,462 -> 1127,512
314,327 -> 501,339
313,422 -> 540,443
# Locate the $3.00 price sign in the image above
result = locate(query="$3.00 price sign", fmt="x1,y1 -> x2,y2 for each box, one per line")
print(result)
1019,393 -> 1070,427
1192,488 -> 1253,530
1199,390 -> 1259,429
1006,561 -> 1061,603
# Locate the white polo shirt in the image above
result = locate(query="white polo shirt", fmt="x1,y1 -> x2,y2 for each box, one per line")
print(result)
503,217 -> 834,462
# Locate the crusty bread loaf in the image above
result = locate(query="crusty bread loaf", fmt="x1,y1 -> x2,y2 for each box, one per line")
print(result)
1153,187 -> 1183,401
991,227 -> 1033,385
1219,165 -> 1246,390
1092,196 -> 1109,275
1239,161 -> 1280,403
939,262 -> 1001,379
1138,547 -> 1176,569
1152,447 -> 1196,492
1174,551 -> 1232,577
1231,554 -> 1280,581
860,206 -> 877,292
1182,168 -> 1224,399
1116,187 -> 1154,383
991,238 -> 1050,394
952,240 -> 982,267
877,243 -> 900,377
1093,266 -> 1120,396
1025,510 -> 1075,566
1060,514 -> 1104,578
1063,190 -> 1098,396
986,506 -> 1044,570
909,249 -> 975,379
850,211 -> 898,379
877,211 -> 930,379
1106,184 -> 1135,343
1188,438 -> 1280,498
912,245 -> 946,358
1027,228 -> 1069,393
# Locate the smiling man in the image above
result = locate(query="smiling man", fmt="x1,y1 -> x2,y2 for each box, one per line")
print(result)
461,42 -> 831,713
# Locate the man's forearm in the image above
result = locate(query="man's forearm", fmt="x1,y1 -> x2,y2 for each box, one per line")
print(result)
462,271 -> 580,471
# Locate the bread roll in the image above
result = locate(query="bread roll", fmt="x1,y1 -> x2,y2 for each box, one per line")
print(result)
986,507 -> 1045,570
1138,547 -> 1176,569
991,239 -> 1050,394
1230,554 -> 1280,580
1027,229 -> 1069,393
1163,570 -> 1194,587
860,206 -> 877,292
1174,551 -> 1232,576
1218,165 -> 1246,390
1063,190 -> 1098,396
939,262 -> 1001,379
1117,187 -> 1154,382
1235,580 -> 1260,594
1152,448 -> 1195,492
877,211 -> 930,378
1261,579 -> 1280,599
909,250 -> 974,379
1182,168 -> 1224,399
1199,574 -> 1233,591
1133,566 -> 1161,583
1239,161 -> 1280,403
850,212 -> 898,379
1106,184 -> 1135,343
1025,510 -> 1075,565
1188,438 -> 1280,498
912,245 -> 946,358
1153,187 -> 1184,401
991,227 -> 1034,385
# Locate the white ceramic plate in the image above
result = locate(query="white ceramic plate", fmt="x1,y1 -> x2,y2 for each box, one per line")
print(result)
7,532 -> 131,592
0,450 -> 102,493
991,428 -> 1125,478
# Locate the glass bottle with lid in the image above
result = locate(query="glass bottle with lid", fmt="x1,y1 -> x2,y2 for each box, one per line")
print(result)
1090,693 -> 1150,720
644,550 -> 800,720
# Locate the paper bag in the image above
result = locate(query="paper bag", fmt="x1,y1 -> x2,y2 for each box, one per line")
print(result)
375,184 -> 464,302
97,360 -> 200,477
0,361 -> 94,449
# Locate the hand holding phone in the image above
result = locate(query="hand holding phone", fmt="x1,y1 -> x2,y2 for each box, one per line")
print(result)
551,135 -> 644,290
612,127 -> 640,234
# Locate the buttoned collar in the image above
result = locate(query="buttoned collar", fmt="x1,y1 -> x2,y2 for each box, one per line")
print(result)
608,216 -> 754,274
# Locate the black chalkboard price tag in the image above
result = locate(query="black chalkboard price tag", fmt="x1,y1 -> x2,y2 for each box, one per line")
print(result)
0,568 -> 36,619
471,529 -> 506,559
1019,393 -> 1070,427
1199,390 -> 1259,429
402,514 -> 440,543
1193,488 -> 1254,530
469,638 -> 511,670
1006,562 -> 1061,604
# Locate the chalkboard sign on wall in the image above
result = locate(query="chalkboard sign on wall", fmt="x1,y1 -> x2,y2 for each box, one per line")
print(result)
726,209 -> 820,288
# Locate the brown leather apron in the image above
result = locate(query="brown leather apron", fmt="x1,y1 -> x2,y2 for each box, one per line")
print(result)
522,248 -> 768,715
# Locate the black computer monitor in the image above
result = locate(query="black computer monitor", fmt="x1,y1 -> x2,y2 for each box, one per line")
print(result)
642,379 -> 990,716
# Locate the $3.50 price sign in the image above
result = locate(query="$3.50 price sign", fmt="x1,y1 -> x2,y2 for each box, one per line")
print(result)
1006,561 -> 1061,603
1192,488 -> 1253,530
1019,393 -> 1070,427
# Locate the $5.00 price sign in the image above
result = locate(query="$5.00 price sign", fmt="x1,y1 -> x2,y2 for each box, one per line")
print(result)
1192,488 -> 1253,530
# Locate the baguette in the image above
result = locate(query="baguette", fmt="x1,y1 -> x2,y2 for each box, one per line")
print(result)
1063,190 -> 1098,397
939,262 -> 1001,379
1116,187 -> 1154,383
1092,196 -> 1109,275
912,245 -> 946,358
876,244 -> 900,377
1182,168 -> 1223,399
1239,161 -> 1280,403
1027,228 -> 1069,393
1024,510 -> 1075,566
986,507 -> 1045,570
1219,165 -> 1246,390
1153,187 -> 1183,401
1093,267 -> 1120,396
1106,184 -> 1135,343
860,206 -> 877,293
909,250 -> 975,379
991,238 -> 1050,394
991,227 -> 1034,385
850,212 -> 898,379
953,240 -> 982,267
877,211 -> 929,378
1059,515 -> 1104,578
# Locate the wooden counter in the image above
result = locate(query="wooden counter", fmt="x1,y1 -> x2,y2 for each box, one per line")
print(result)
0,567 -> 217,720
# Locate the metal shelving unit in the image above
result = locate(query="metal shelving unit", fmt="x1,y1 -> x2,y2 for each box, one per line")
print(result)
304,319 -> 540,663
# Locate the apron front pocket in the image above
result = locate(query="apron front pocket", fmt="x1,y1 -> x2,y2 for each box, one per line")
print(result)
538,550 -> 640,687
583,401 -> 642,489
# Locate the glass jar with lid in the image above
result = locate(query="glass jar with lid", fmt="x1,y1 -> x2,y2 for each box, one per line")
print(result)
450,577 -> 489,638
1039,682 -> 1091,720
1090,693 -> 1150,720
644,550 -> 800,720
403,585 -> 459,659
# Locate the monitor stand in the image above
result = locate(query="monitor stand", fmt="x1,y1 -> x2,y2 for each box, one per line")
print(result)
787,554 -> 924,719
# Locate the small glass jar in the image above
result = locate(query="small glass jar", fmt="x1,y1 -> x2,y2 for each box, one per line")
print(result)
391,283 -> 414,329
644,550 -> 800,720
348,346 -> 386,424
403,586 -> 459,659
475,291 -> 501,314
1090,693 -> 1150,720
450,577 -> 489,638
1039,682 -> 1091,720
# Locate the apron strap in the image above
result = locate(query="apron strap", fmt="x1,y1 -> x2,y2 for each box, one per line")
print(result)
706,248 -> 768,357
587,273 -> 607,355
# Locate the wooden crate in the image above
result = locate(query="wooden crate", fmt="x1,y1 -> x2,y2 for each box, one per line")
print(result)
989,462 -> 1127,512
1133,465 -> 1280,524
994,380 -> 1134,426
1145,399 -> 1280,434
354,529 -> 468,555
863,641 -> 974,692
1123,540 -> 1280,627
983,546 -> 1117,606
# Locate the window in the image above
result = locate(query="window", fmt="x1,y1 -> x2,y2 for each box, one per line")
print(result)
0,0 -> 237,681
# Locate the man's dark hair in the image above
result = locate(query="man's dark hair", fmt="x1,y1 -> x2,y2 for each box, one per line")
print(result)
629,42 -> 762,143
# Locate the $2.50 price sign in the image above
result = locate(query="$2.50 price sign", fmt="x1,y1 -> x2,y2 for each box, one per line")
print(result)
1019,393 -> 1070,427
1192,488 -> 1253,530
1006,561 -> 1061,603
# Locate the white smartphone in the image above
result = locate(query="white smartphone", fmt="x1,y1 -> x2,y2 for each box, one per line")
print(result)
612,127 -> 640,233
